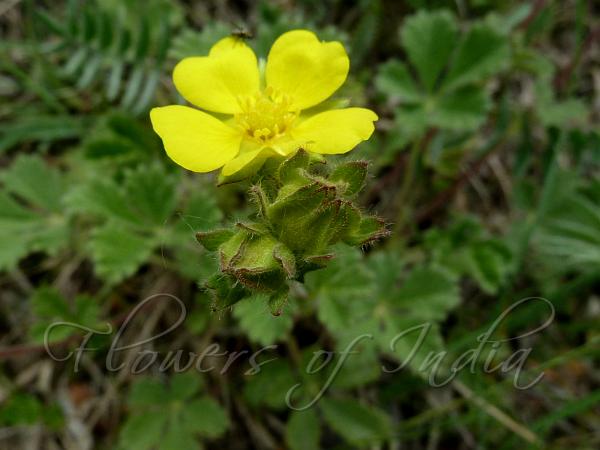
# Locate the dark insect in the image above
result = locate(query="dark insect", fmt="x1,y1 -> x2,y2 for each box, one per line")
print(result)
231,25 -> 254,41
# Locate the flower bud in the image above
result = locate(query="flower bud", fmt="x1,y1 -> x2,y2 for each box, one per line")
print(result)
197,150 -> 389,314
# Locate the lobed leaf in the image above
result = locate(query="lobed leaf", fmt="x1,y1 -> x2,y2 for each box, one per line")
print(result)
400,10 -> 458,92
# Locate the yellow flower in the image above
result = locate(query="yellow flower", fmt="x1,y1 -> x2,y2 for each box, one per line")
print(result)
150,30 -> 378,177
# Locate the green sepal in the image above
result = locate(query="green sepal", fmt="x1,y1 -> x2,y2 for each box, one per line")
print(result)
344,216 -> 390,246
218,231 -> 248,268
278,149 -> 310,185
220,233 -> 280,274
268,182 -> 336,234
204,273 -> 249,311
301,199 -> 345,255
293,200 -> 360,255
217,230 -> 294,292
304,254 -> 335,267
236,221 -> 269,235
249,184 -> 270,219
338,201 -> 363,236
196,229 -> 234,251
273,243 -> 296,278
268,289 -> 288,316
329,161 -> 369,196
300,254 -> 335,278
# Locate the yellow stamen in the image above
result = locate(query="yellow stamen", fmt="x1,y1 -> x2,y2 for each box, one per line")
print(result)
235,87 -> 297,144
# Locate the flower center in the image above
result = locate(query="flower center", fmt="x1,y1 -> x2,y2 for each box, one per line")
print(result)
236,87 -> 297,144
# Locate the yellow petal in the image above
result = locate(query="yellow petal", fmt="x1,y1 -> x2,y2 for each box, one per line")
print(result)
221,147 -> 276,177
173,37 -> 259,114
209,36 -> 249,56
290,108 -> 378,154
266,30 -> 349,111
150,105 -> 242,172
270,134 -> 304,156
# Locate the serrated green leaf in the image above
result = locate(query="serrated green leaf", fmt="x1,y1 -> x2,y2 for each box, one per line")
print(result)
123,375 -> 228,449
124,164 -> 178,226
173,244 -> 218,282
0,157 -> 70,270
308,246 -> 374,333
327,340 -> 380,389
83,111 -> 158,160
391,103 -> 428,145
176,188 -> 223,233
234,294 -> 293,345
424,217 -> 514,294
0,191 -> 37,222
401,10 -> 458,91
376,60 -> 422,103
89,223 -> 155,283
182,398 -> 229,439
286,409 -> 321,450
483,3 -> 532,34
119,412 -> 167,450
68,163 -> 176,231
465,240 -> 512,294
392,267 -> 460,321
158,422 -> 200,450
360,254 -> 459,374
129,378 -> 169,407
0,216 -> 69,271
431,85 -> 489,130
0,190 -> 37,268
170,372 -> 203,401
66,178 -> 139,224
320,397 -> 392,446
1,154 -> 65,213
244,359 -> 296,410
379,317 -> 447,376
443,23 -> 509,91
0,232 -> 29,271
30,286 -> 101,343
